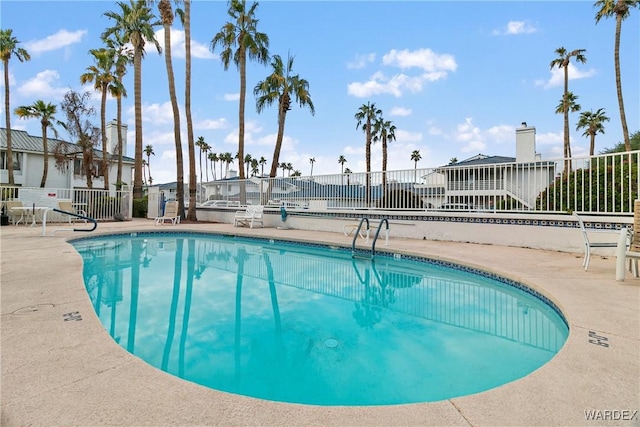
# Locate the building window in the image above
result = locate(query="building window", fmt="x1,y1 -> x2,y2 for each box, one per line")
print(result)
0,151 -> 22,171
73,159 -> 103,177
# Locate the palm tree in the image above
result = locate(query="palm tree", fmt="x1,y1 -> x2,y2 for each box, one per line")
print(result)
244,153 -> 252,178
103,31 -> 132,190
555,91 -> 581,170
449,157 -> 458,165
259,156 -> 267,177
309,157 -> 316,176
1,29 -> 31,185
279,162 -> 287,177
595,0 -> 639,151
14,101 -> 64,187
196,136 -> 206,192
81,47 -> 116,190
208,152 -> 217,180
221,152 -> 233,178
550,47 -> 587,165
355,102 -> 381,205
576,108 -> 610,156
254,53 -> 315,178
144,144 -> 155,186
142,158 -> 148,186
103,0 -> 161,200
286,162 -> 293,177
211,0 -> 269,185
157,0 -> 189,219
291,169 -> 301,177
344,167 -> 352,186
182,0 -> 198,219
374,118 -> 396,192
411,150 -> 422,183
338,155 -> 347,185
250,158 -> 259,176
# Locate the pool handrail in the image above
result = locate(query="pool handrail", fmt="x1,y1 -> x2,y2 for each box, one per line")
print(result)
351,217 -> 370,254
41,208 -> 97,235
371,218 -> 389,256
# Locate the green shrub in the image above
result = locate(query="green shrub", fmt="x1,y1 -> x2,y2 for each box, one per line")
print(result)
133,197 -> 148,218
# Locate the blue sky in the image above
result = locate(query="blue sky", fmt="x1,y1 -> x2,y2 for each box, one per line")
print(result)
2,0 -> 639,184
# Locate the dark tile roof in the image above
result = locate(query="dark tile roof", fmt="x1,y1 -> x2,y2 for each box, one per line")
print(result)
0,128 -> 135,163
444,155 -> 516,167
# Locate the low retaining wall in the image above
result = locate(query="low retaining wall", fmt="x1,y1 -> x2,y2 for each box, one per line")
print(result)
196,208 -> 632,255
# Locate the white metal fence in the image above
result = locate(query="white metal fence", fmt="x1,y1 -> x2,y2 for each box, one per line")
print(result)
203,150 -> 639,215
1,186 -> 133,222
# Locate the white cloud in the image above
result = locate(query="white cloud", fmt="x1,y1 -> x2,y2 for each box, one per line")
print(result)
492,21 -> 537,36
16,70 -> 67,99
536,131 -> 563,145
348,48 -> 456,98
196,118 -> 228,130
141,102 -> 176,125
454,117 -> 486,153
347,71 -> 430,98
486,125 -> 514,143
155,28 -> 216,60
390,106 -> 412,117
395,129 -> 422,143
223,93 -> 240,101
346,53 -> 376,69
536,63 -> 597,89
382,48 -> 457,73
25,29 -> 87,55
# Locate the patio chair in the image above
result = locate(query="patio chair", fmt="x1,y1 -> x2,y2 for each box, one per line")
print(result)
574,212 -> 619,271
233,205 -> 264,229
617,200 -> 640,280
57,200 -> 87,223
4,200 -> 25,225
155,201 -> 180,226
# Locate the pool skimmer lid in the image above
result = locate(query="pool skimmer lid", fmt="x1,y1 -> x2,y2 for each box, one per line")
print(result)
324,338 -> 339,348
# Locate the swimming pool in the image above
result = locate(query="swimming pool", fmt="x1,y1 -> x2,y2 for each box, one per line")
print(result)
71,231 -> 568,406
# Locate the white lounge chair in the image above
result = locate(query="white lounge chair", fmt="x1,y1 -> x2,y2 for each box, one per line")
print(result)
615,200 -> 640,281
233,205 -> 264,229
574,212 -> 620,271
155,201 -> 180,226
57,200 -> 87,223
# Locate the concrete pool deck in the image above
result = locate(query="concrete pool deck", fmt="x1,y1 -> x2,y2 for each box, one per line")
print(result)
1,219 -> 638,426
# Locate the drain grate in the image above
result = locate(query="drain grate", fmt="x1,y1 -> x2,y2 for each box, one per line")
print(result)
324,338 -> 339,348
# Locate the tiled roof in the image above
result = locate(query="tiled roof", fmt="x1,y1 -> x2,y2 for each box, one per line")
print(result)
0,128 -> 134,163
444,155 -> 516,167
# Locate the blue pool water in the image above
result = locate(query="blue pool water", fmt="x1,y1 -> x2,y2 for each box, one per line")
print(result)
71,232 -> 568,406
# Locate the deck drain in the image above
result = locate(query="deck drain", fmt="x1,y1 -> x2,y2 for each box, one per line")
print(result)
12,304 -> 55,315
324,338 -> 339,348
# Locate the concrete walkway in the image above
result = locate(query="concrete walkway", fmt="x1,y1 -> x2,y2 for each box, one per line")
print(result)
1,219 -> 638,426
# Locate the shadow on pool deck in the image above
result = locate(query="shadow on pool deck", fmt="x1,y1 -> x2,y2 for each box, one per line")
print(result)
1,219 -> 638,426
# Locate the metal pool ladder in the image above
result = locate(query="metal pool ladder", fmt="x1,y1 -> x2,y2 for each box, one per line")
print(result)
351,217 -> 390,258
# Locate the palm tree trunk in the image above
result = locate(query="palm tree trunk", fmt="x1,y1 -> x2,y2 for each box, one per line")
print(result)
133,49 -> 143,199
615,13 -> 630,151
185,0 -> 197,220
365,119 -> 371,206
4,59 -> 14,185
563,66 -> 571,174
116,88 -> 123,191
40,124 -> 48,188
590,133 -> 596,156
162,20 -> 185,219
237,48 -> 247,204
382,138 -> 387,194
101,84 -> 109,190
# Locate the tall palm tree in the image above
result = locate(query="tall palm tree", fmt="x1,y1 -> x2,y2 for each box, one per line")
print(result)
259,156 -> 267,177
244,153 -> 252,178
209,152 -> 217,180
338,155 -> 347,186
286,162 -> 293,177
142,158 -> 148,186
144,144 -> 155,186
291,169 -> 301,177
254,53 -> 314,178
81,47 -> 116,190
202,142 -> 211,181
103,32 -> 132,190
14,101 -> 64,187
181,0 -> 198,219
103,0 -> 161,200
374,118 -> 396,193
344,167 -> 352,186
555,91 -> 581,171
411,150 -> 421,183
211,0 -> 269,185
355,101 -> 381,205
309,157 -> 316,176
1,29 -> 31,185
157,0 -> 188,218
550,47 -> 587,165
577,108 -> 610,156
250,158 -> 259,176
222,152 -> 233,178
595,0 -> 639,151
196,136 -> 206,192
279,162 -> 287,177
